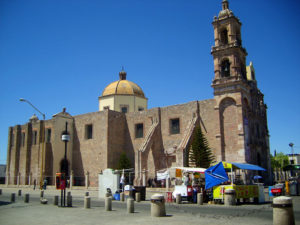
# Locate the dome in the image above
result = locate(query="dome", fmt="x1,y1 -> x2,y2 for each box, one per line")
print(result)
101,70 -> 146,98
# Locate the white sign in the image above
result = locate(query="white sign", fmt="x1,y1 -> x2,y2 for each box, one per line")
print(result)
157,171 -> 169,180
61,135 -> 70,141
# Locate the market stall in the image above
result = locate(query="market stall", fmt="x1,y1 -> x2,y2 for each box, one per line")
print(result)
171,167 -> 206,202
205,162 -> 266,203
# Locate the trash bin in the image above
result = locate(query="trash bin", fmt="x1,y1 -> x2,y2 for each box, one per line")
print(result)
150,194 -> 166,217
134,186 -> 146,201
269,186 -> 274,197
258,184 -> 265,203
289,182 -> 297,196
113,191 -> 120,201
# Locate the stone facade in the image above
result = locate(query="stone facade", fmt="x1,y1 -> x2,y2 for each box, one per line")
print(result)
5,1 -> 272,187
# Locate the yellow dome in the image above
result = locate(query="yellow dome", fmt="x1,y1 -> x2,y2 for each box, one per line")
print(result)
102,80 -> 145,98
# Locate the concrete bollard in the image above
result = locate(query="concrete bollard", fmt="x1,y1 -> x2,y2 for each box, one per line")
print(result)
18,190 -> 22,196
67,194 -> 72,207
24,193 -> 30,203
127,197 -> 134,213
84,196 -> 91,209
224,189 -> 236,206
54,196 -> 59,206
85,192 -> 89,196
0,189 -> 2,195
40,190 -> 44,198
135,192 -> 141,202
150,194 -> 166,217
120,192 -> 125,202
105,196 -> 112,211
197,193 -> 203,205
176,193 -> 181,204
11,193 -> 16,202
273,196 -> 295,225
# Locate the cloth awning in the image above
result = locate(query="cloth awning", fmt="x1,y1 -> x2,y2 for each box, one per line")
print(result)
205,162 -> 229,190
229,162 -> 266,171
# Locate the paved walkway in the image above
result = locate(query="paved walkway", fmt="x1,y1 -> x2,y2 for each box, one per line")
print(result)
0,187 -> 299,225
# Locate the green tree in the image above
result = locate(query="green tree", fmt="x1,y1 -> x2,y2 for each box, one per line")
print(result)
190,126 -> 215,168
271,152 -> 289,169
117,152 -> 131,170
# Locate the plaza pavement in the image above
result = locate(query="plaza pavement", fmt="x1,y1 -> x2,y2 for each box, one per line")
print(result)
0,186 -> 299,225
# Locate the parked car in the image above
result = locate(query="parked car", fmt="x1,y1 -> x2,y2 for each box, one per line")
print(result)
271,183 -> 285,196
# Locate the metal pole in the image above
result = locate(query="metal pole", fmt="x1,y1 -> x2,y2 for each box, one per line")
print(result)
63,122 -> 68,207
19,98 -> 46,189
289,143 -> 294,164
40,115 -> 45,189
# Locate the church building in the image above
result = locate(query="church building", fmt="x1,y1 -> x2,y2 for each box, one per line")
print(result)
5,0 -> 272,187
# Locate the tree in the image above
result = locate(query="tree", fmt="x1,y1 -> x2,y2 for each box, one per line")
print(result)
271,152 -> 289,169
117,152 -> 131,170
190,126 -> 215,168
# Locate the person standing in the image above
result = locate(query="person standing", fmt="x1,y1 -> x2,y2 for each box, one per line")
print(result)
43,178 -> 47,190
33,179 -> 36,190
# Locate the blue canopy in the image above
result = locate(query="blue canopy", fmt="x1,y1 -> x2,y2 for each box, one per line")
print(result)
205,162 -> 229,190
229,162 -> 266,171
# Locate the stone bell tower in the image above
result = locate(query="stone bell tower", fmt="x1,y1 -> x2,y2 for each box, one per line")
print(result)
211,1 -> 271,184
211,0 -> 251,163
211,0 -> 248,91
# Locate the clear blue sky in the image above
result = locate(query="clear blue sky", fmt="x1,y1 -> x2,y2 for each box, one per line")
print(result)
0,0 -> 300,165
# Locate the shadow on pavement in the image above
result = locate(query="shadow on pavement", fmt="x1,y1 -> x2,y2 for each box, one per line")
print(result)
0,201 -> 12,206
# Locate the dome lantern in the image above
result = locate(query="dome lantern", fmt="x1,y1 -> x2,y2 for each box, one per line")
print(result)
119,69 -> 127,80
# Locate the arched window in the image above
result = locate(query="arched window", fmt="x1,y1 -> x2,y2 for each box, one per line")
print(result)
220,29 -> 228,45
221,59 -> 230,77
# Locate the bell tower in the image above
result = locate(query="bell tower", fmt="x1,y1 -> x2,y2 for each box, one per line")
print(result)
211,0 -> 248,93
211,0 -> 251,164
211,1 -> 271,185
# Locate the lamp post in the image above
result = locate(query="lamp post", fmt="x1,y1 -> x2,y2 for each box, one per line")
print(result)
289,143 -> 294,165
61,122 -> 70,207
20,98 -> 46,189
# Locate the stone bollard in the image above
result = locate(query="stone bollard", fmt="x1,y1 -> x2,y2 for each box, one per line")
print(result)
224,189 -> 236,206
273,196 -> 295,225
67,193 -> 72,207
150,194 -> 166,217
40,198 -> 48,204
24,193 -> 30,203
135,192 -> 141,202
127,197 -> 134,213
176,193 -> 181,204
85,192 -> 89,197
11,193 -> 16,202
120,192 -> 125,202
105,196 -> 112,211
54,196 -> 59,206
18,190 -> 22,196
197,193 -> 203,205
40,190 -> 44,198
84,196 -> 91,209
105,192 -> 112,197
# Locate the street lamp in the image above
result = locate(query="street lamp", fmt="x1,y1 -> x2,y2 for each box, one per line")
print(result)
289,143 -> 294,165
61,122 -> 70,207
20,98 -> 46,189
